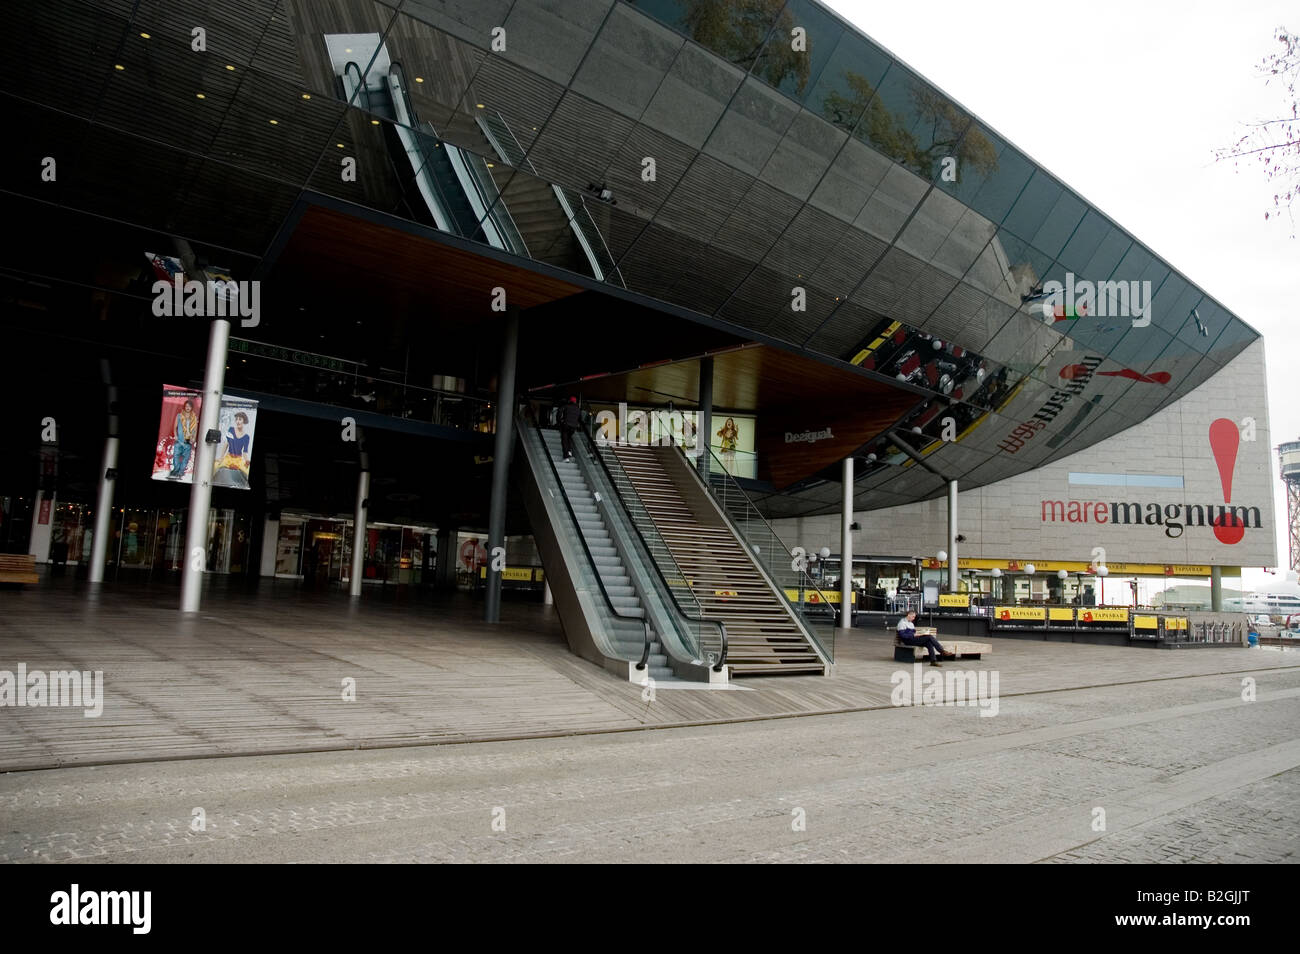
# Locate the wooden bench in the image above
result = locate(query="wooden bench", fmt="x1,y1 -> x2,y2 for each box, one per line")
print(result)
0,554 -> 39,585
894,627 -> 991,661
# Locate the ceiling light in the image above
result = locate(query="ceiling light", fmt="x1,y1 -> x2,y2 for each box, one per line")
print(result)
301,93 -> 311,100
337,142 -> 344,148
225,64 -> 235,71
196,92 -> 206,99
345,48 -> 352,53
114,64 -> 125,70
370,119 -> 380,125
139,32 -> 151,39
475,103 -> 485,109
269,119 -> 279,125
415,77 -> 424,83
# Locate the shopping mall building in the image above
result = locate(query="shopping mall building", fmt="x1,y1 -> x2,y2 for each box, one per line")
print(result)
2,0 -> 1275,674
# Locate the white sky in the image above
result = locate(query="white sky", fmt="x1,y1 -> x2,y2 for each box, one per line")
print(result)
822,0 -> 1299,589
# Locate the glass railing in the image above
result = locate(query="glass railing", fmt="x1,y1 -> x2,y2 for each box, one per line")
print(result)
516,414 -> 653,668
580,426 -> 726,669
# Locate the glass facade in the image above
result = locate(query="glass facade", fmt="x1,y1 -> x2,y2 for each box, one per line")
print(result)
4,0 -> 1262,519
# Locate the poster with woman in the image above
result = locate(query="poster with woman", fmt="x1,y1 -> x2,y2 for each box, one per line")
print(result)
152,386 -> 202,483
211,396 -> 259,489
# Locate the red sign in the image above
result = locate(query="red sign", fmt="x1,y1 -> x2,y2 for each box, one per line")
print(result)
37,499 -> 51,525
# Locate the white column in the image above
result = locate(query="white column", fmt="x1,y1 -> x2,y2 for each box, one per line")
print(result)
88,436 -> 119,582
29,490 -> 55,563
839,457 -> 854,630
350,470 -> 369,597
947,479 -> 959,593
180,318 -> 230,613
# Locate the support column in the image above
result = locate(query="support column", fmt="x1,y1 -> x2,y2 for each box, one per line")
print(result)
543,581 -> 553,606
947,479 -> 959,593
485,307 -> 519,624
697,356 -> 713,477
1210,565 -> 1223,612
350,476 -> 369,598
29,490 -> 55,563
840,456 -> 854,630
89,365 -> 118,584
180,317 -> 230,613
349,426 -> 369,597
88,437 -> 119,583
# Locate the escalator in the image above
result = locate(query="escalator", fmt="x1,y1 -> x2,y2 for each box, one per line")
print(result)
339,56 -> 527,254
516,415 -> 727,684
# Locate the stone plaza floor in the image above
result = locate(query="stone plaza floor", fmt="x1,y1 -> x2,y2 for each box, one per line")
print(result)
1,579 -> 1297,862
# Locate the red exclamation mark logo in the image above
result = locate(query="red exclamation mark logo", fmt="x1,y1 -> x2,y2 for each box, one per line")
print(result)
1208,418 -> 1244,545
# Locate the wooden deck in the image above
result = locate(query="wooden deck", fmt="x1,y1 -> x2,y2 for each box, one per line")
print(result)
0,580 -> 1295,771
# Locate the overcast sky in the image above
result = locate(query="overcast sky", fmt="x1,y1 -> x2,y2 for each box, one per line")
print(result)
822,0 -> 1298,588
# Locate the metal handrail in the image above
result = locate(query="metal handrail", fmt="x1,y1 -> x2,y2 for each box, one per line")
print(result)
526,412 -> 652,669
342,61 -> 368,110
578,423 -> 728,671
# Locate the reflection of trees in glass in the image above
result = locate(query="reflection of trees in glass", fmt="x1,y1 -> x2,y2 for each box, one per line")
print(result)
823,72 -> 998,181
681,0 -> 809,93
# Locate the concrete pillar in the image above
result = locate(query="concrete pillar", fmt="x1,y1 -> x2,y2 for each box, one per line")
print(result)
1210,565 -> 1223,612
89,368 -> 119,584
180,317 -> 231,613
947,479 -> 959,593
697,356 -> 713,477
485,308 -> 519,624
349,471 -> 369,597
840,456 -> 853,630
88,437 -> 119,583
259,517 -> 279,578
29,489 -> 55,563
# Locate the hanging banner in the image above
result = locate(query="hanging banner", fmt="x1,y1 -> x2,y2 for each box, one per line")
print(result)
211,395 -> 259,490
152,385 -> 203,483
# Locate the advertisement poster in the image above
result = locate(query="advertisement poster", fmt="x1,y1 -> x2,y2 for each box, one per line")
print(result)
151,388 -> 258,488
152,385 -> 202,483
591,404 -> 758,479
212,395 -> 258,490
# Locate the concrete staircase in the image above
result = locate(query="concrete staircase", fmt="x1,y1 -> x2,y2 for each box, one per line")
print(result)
611,445 -> 827,676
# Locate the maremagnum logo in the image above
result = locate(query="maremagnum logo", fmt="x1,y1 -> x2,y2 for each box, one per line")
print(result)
1040,418 -> 1258,545
1040,499 -> 1261,540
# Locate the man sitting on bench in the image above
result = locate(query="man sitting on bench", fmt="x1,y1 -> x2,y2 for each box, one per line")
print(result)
896,611 -> 953,667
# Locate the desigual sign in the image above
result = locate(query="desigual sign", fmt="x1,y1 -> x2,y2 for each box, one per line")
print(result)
785,428 -> 834,444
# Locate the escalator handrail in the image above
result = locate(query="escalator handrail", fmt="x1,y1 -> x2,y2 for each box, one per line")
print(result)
577,422 -> 728,671
521,412 -> 652,670
341,61 -> 368,110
